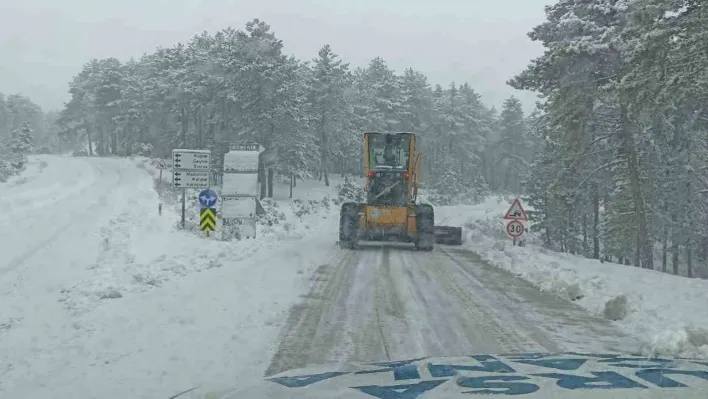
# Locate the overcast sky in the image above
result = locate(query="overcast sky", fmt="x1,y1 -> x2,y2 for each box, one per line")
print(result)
0,0 -> 552,113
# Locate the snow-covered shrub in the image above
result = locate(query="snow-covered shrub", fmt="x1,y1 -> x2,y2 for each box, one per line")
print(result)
421,190 -> 453,205
137,143 -> 154,157
35,145 -> 53,154
290,196 -> 333,218
0,160 -> 13,182
257,198 -> 286,226
335,175 -> 364,204
320,194 -> 332,210
10,153 -> 27,170
291,199 -> 319,218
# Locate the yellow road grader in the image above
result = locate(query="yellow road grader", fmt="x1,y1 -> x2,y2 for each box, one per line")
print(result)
338,132 -> 463,250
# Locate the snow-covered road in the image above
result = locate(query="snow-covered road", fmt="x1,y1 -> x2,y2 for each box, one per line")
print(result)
0,156 -> 164,393
2,156 -> 697,398
265,243 -> 644,377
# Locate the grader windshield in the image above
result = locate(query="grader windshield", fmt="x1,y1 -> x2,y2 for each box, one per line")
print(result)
367,133 -> 411,170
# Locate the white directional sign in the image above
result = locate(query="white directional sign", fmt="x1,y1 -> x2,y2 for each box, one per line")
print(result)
221,195 -> 256,218
229,143 -> 263,152
172,149 -> 211,170
172,170 -> 210,188
221,143 -> 262,240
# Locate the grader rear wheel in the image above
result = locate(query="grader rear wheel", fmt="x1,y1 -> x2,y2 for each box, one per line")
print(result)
414,204 -> 435,251
339,202 -> 360,249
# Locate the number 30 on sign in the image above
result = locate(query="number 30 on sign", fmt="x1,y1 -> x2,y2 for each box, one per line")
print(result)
506,220 -> 524,238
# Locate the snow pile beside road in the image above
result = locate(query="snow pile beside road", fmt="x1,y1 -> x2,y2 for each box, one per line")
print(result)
59,157 -> 338,316
0,155 -> 344,398
454,200 -> 708,359
0,155 -> 47,186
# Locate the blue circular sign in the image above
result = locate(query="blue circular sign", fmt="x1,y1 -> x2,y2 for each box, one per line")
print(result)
198,189 -> 218,208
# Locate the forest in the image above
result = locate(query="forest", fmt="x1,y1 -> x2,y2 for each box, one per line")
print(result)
52,18 -> 525,204
1,0 -> 705,276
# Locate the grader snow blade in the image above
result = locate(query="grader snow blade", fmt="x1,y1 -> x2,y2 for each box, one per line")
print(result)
434,225 -> 463,245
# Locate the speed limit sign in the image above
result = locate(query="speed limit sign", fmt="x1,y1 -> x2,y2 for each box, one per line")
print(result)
506,220 -> 524,238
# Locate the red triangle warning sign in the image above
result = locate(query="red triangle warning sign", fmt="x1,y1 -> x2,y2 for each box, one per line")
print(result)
504,198 -> 528,220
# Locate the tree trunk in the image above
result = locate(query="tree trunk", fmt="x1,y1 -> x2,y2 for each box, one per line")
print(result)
180,105 -> 187,147
319,112 -> 330,187
86,129 -> 93,156
259,167 -> 267,199
267,168 -> 274,198
619,101 -> 653,269
686,239 -> 693,278
582,212 -> 588,256
661,227 -> 668,273
592,184 -> 600,259
700,236 -> 708,263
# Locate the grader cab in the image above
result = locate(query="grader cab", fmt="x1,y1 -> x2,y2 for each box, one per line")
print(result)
338,132 -> 463,250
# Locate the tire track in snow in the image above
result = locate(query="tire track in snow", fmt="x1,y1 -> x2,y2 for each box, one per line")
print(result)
409,248 -> 552,354
438,247 -> 644,354
265,244 -> 563,377
266,243 -> 645,379
0,158 -> 100,225
0,162 -> 115,276
264,248 -> 361,376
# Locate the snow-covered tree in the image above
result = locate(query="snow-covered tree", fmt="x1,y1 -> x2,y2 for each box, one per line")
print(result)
508,0 -> 708,276
8,121 -> 34,169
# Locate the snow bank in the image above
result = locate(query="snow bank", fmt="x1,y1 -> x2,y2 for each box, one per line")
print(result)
448,198 -> 708,359
0,155 -> 47,186
1,155 -> 344,398
56,157 -> 340,316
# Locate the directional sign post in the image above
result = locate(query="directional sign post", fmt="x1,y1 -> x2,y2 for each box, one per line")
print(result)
172,150 -> 211,171
504,199 -> 528,246
221,143 -> 263,240
172,149 -> 212,229
172,170 -> 210,188
200,207 -> 216,235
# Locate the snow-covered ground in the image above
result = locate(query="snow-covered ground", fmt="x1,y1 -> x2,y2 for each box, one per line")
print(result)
437,198 -> 708,359
0,155 -> 342,398
0,157 -> 48,187
2,156 -> 707,398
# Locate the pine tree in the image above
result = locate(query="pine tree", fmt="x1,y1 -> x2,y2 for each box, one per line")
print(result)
10,121 -> 34,169
12,122 -> 34,153
310,44 -> 351,186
